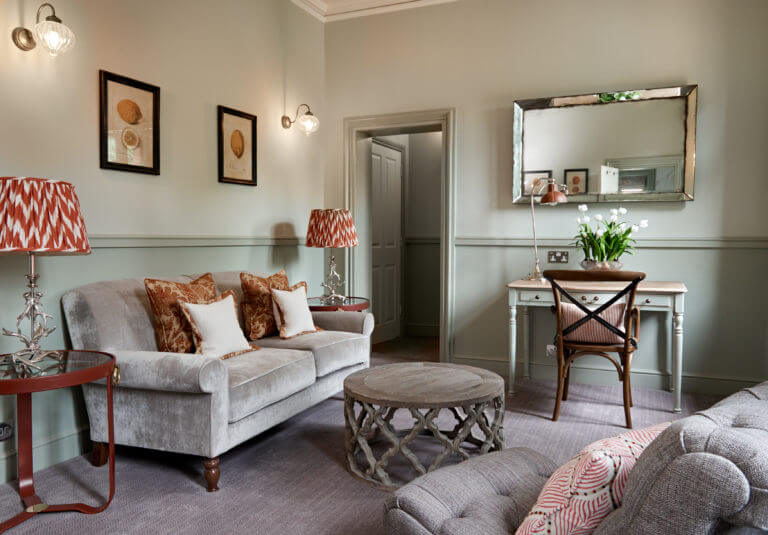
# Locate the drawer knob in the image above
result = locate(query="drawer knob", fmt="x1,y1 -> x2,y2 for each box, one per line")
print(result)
645,298 -> 651,304
534,295 -> 540,300
581,296 -> 587,301
593,296 -> 599,302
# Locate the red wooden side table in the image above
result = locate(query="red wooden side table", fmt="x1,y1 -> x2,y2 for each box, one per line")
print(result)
307,296 -> 370,312
0,350 -> 118,533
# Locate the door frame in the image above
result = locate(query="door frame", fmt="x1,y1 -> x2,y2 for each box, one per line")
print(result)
343,108 -> 456,363
371,137 -> 407,341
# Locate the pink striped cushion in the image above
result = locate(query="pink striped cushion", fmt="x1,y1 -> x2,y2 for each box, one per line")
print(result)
515,422 -> 670,535
561,302 -> 626,344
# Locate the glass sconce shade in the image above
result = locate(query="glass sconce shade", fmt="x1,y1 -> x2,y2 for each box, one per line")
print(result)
34,19 -> 75,56
297,113 -> 320,135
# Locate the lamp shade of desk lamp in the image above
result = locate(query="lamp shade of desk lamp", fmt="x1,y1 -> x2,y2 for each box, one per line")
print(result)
305,208 -> 358,305
0,177 -> 90,373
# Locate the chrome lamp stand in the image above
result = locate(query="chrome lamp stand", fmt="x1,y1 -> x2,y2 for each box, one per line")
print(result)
320,254 -> 346,306
1,253 -> 61,374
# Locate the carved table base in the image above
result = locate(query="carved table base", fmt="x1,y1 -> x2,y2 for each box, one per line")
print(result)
344,394 -> 505,490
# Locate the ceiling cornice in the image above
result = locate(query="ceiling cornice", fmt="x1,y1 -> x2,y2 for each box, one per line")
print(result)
291,0 -> 458,22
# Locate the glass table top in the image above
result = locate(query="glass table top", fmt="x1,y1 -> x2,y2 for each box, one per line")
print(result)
306,296 -> 369,305
0,350 -> 113,380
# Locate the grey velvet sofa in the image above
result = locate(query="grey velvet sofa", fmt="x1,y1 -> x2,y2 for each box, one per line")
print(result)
385,382 -> 768,535
62,271 -> 373,491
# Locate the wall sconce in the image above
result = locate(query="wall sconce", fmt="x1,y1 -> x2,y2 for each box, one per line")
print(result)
281,104 -> 319,135
12,2 -> 76,57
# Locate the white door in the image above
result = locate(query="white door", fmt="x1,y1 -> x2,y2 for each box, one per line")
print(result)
371,141 -> 403,343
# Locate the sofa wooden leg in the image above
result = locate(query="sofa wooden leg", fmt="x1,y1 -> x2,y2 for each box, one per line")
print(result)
204,457 -> 220,492
91,441 -> 109,467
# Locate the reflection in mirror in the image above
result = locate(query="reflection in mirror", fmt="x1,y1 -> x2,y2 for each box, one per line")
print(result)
512,86 -> 697,203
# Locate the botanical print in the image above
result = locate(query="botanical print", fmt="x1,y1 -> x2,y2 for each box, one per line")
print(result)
221,112 -> 252,180
522,170 -> 552,196
565,169 -> 588,195
106,80 -> 154,168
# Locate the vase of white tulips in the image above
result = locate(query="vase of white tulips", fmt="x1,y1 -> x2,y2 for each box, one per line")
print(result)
574,205 -> 648,270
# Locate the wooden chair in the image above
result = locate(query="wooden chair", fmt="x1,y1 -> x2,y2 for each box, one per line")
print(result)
543,270 -> 646,428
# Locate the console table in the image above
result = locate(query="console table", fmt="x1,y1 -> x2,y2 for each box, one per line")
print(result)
507,279 -> 687,412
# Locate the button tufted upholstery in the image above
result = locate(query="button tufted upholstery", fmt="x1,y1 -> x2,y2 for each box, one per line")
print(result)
384,382 -> 768,535
384,448 -> 556,535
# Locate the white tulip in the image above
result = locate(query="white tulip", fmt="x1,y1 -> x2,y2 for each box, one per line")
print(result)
582,216 -> 590,223
611,215 -> 619,223
577,217 -> 583,224
594,214 -> 603,221
618,207 -> 627,215
596,228 -> 605,237
618,222 -> 627,231
632,225 -> 640,232
640,219 -> 649,228
610,208 -> 618,216
578,204 -> 588,212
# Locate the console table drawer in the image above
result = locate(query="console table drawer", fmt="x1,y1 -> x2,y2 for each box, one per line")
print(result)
519,291 -> 553,303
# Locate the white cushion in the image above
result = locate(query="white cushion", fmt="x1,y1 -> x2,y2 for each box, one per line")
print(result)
180,294 -> 252,358
271,284 -> 318,339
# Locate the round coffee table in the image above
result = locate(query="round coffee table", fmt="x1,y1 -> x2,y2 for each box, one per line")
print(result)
343,362 -> 505,490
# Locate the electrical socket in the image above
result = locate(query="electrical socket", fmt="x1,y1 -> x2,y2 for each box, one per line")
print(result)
547,250 -> 569,264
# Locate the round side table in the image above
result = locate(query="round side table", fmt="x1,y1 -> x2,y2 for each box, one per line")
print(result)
307,296 -> 370,312
343,362 -> 505,490
0,350 -> 118,533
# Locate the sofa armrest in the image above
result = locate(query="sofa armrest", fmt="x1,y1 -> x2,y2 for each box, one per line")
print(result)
107,350 -> 227,393
312,311 -> 374,336
384,448 -> 556,535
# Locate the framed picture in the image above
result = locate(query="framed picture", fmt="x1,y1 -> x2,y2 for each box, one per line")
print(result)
522,170 -> 552,196
99,70 -> 160,175
564,168 -> 589,195
218,106 -> 257,186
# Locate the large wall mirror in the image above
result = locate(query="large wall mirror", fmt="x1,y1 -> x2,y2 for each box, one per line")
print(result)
512,85 -> 697,203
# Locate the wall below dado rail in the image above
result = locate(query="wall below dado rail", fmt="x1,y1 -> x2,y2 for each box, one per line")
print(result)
0,0 -> 325,483
0,241 -> 324,483
324,0 -> 768,393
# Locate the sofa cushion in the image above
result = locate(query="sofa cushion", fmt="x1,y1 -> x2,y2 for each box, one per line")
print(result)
224,348 -> 316,422
240,270 -> 291,340
257,331 -> 369,377
516,422 -> 670,535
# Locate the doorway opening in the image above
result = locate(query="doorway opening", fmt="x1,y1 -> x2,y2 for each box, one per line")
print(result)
343,109 -> 455,363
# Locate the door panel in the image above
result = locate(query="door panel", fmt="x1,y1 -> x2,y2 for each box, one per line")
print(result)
371,141 -> 403,343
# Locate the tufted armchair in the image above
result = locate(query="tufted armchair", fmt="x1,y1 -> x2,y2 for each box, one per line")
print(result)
384,382 -> 768,535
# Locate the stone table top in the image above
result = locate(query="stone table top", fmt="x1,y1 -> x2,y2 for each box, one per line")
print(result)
343,362 -> 504,408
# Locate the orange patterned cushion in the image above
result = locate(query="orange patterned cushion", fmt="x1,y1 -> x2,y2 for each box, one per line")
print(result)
240,270 -> 290,340
144,273 -> 218,353
561,302 -> 626,345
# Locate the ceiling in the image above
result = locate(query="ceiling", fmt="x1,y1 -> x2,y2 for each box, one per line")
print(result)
292,0 -> 458,22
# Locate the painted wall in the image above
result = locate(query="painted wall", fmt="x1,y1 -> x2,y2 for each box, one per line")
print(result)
0,0 -> 325,481
324,0 -> 768,392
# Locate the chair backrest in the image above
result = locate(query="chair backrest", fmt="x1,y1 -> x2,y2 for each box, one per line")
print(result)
543,270 -> 646,348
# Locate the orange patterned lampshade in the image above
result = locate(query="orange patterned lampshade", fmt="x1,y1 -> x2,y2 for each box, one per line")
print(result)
0,177 -> 91,255
305,208 -> 359,248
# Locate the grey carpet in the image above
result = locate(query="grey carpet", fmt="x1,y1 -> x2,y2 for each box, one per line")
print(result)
0,338 -> 719,534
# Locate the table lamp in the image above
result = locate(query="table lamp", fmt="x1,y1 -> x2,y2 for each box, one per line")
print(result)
0,177 -> 90,372
526,178 -> 567,281
305,208 -> 359,305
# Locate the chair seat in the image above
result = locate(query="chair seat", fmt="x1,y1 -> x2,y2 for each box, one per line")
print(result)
224,348 -> 316,422
562,340 -> 637,353
257,330 -> 369,378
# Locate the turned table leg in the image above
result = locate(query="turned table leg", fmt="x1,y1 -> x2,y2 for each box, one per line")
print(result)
91,442 -> 109,467
204,457 -> 220,492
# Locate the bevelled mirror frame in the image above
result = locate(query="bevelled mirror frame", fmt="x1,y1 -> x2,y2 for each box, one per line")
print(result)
512,85 -> 698,204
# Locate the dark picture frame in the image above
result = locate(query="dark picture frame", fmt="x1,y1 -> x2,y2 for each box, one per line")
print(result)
218,105 -> 257,186
522,170 -> 552,196
564,168 -> 589,195
99,70 -> 160,175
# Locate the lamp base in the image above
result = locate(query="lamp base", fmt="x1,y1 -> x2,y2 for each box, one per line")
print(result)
524,272 -> 547,283
1,254 -> 62,377
320,254 -> 347,306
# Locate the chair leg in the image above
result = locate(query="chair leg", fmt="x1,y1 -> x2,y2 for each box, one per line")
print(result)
90,441 -> 109,467
552,354 -> 565,422
622,355 -> 633,429
562,360 -> 571,401
204,457 -> 220,492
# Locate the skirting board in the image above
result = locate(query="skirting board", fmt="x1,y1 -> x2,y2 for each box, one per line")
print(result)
0,425 -> 89,483
452,355 -> 763,397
